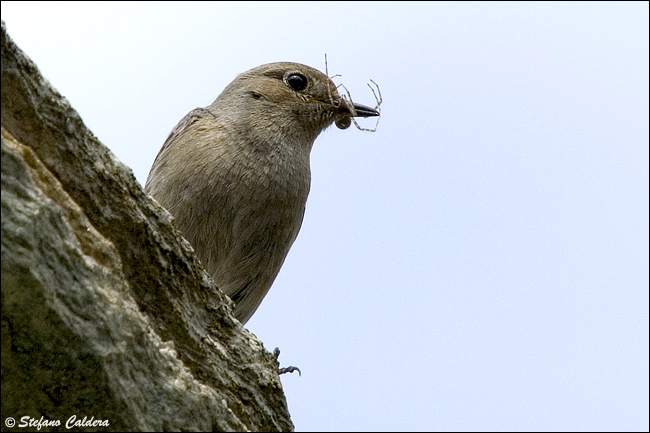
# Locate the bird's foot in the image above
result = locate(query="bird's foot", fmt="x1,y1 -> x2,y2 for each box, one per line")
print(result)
273,347 -> 301,376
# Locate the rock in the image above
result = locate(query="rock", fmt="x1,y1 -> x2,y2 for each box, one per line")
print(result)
1,21 -> 293,432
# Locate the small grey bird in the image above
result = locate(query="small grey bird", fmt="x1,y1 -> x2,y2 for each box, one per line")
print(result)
145,62 -> 379,324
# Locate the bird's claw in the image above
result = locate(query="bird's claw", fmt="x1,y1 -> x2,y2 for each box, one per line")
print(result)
273,347 -> 301,376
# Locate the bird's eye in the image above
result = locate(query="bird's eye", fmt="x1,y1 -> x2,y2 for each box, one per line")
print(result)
286,73 -> 308,92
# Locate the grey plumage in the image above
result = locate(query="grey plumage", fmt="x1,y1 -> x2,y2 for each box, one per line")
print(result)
145,62 -> 378,324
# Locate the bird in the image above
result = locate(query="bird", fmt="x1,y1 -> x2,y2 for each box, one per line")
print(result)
145,62 -> 379,325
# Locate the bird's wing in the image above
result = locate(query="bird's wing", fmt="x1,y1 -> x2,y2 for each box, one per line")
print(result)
149,107 -> 217,170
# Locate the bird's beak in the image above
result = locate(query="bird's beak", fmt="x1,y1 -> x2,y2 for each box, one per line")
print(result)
350,102 -> 380,118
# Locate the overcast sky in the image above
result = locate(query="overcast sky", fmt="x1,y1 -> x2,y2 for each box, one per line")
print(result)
2,2 -> 648,431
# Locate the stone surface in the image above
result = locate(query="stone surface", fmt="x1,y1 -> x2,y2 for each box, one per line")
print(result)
1,21 -> 293,432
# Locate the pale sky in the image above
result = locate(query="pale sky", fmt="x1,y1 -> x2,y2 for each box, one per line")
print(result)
2,2 -> 648,431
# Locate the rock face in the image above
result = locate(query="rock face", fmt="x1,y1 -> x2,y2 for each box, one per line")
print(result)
1,21 -> 293,432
